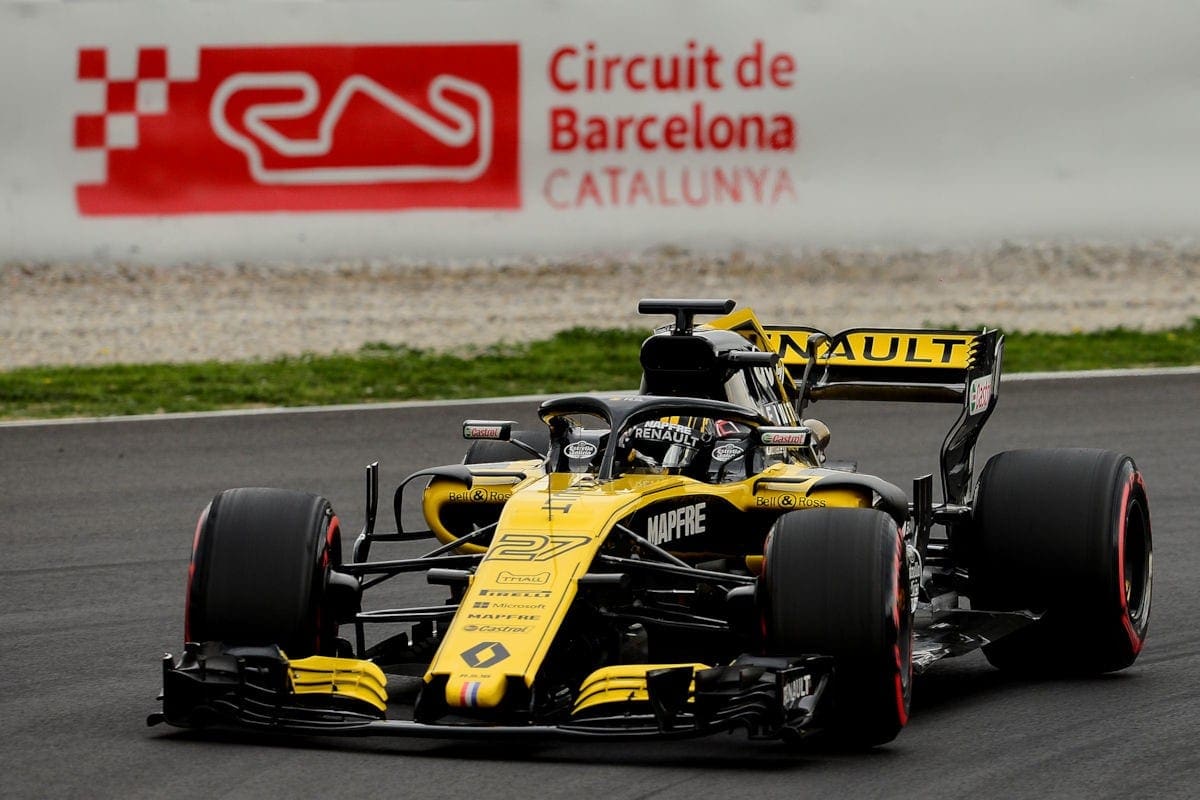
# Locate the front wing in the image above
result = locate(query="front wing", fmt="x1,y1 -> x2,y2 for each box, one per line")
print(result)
149,643 -> 833,742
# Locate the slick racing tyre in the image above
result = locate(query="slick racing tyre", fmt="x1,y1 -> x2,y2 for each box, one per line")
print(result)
463,428 -> 550,465
185,488 -> 343,658
762,508 -> 913,747
970,449 -> 1152,674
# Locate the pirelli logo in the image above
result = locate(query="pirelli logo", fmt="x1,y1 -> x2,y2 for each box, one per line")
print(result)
764,328 -> 976,370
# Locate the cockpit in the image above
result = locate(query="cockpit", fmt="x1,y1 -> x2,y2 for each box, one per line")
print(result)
541,395 -> 817,484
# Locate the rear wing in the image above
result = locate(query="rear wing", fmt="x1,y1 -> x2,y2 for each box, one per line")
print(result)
762,326 -> 1001,406
759,324 -> 1005,506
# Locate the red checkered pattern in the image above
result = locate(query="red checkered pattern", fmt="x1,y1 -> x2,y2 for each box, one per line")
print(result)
74,46 -> 172,151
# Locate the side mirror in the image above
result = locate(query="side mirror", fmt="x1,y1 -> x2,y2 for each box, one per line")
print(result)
801,418 -> 831,451
754,426 -> 812,448
461,420 -> 517,441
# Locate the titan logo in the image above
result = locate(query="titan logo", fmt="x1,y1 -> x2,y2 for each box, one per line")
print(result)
460,641 -> 511,669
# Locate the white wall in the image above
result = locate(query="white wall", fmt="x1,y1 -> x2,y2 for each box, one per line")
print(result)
1,0 -> 1198,263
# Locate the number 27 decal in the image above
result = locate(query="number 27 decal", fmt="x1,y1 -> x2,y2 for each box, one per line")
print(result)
488,533 -> 592,562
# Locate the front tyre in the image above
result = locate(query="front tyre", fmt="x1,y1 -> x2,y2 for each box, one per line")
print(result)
971,448 -> 1152,674
185,487 -> 343,658
762,508 -> 913,747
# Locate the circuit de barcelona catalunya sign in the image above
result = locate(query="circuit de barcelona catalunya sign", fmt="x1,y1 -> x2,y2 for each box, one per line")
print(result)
3,0 -> 1193,262
74,44 -> 520,214
71,38 -> 797,216
541,40 -> 799,210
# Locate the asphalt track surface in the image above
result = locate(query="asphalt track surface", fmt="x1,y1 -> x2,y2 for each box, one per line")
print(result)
3,372 -> 1198,799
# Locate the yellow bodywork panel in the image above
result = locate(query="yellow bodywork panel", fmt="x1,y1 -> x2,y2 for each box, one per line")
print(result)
748,466 -> 872,512
424,468 -> 535,554
431,472 -> 674,709
425,466 -> 873,710
706,307 -> 776,354
287,655 -> 389,713
572,663 -> 709,715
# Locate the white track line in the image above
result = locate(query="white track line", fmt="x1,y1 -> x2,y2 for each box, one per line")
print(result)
0,393 -> 554,429
1002,366 -> 1200,381
2,367 -> 1198,429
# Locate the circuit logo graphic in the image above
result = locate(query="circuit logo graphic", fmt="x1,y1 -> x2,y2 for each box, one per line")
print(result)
73,43 -> 520,215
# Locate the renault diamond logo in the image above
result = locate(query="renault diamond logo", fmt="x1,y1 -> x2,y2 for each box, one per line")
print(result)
460,641 -> 511,669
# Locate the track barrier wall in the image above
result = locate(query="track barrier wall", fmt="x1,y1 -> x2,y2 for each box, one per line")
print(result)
2,1 -> 1198,263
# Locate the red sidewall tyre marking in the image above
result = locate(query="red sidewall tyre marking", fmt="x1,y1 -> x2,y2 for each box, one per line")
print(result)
183,502 -> 211,644
891,531 -> 911,727
314,514 -> 341,653
1117,472 -> 1147,654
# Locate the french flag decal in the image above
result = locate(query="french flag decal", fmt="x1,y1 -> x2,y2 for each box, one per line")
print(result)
459,681 -> 482,708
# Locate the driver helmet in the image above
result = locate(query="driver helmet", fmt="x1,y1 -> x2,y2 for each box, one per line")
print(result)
620,417 -> 712,473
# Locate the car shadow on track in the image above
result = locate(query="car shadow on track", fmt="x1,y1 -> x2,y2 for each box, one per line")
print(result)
151,726 -> 903,770
910,653 -> 1139,718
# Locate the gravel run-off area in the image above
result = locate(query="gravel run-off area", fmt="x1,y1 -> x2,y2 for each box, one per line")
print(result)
2,241 -> 1198,369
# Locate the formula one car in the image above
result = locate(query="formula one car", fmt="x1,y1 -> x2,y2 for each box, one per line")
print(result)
150,299 -> 1153,747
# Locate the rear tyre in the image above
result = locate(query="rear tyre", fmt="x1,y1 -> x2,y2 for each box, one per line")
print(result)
463,428 -> 550,465
971,448 -> 1152,674
185,487 -> 343,658
762,508 -> 912,747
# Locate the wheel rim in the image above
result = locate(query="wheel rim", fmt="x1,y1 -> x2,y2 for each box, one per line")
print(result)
1122,495 -> 1152,627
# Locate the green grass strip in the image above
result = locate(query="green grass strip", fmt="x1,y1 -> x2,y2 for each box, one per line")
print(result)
2,321 -> 1197,420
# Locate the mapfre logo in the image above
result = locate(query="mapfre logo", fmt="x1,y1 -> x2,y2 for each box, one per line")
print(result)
73,44 -> 520,215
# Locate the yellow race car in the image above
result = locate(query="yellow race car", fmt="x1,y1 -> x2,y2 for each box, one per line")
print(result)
151,299 -> 1152,747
